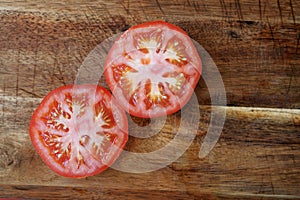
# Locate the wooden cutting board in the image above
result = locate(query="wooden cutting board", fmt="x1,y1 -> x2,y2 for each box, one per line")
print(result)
0,0 -> 300,199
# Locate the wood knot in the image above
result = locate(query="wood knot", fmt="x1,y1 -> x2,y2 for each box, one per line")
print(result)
0,140 -> 21,175
229,30 -> 240,39
292,114 -> 300,126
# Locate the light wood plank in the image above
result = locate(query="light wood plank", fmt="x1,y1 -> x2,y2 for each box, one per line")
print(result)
0,96 -> 299,198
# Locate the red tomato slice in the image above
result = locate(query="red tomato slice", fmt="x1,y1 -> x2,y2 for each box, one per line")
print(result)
104,21 -> 202,118
29,85 -> 128,178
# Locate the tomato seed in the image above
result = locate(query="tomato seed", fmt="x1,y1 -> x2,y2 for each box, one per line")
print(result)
79,135 -> 90,146
141,57 -> 150,65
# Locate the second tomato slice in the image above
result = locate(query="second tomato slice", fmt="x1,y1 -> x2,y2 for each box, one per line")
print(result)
104,21 -> 202,118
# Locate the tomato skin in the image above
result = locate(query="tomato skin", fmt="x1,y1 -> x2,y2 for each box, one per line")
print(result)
128,20 -> 189,36
29,85 -> 128,178
104,21 -> 202,118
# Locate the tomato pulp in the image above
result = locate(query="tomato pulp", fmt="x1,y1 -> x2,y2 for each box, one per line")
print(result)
29,85 -> 128,178
104,21 -> 202,118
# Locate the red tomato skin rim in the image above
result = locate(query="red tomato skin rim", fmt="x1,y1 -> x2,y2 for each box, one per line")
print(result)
127,20 -> 189,36
29,84 -> 128,178
104,20 -> 202,118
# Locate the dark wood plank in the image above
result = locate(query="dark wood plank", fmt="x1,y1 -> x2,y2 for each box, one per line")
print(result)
0,1 -> 299,108
0,0 -> 299,23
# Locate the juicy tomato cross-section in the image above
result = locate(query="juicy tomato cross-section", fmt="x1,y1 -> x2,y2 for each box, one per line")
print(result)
29,85 -> 128,178
104,20 -> 202,118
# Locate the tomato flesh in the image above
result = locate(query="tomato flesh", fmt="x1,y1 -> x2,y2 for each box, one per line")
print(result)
104,21 -> 202,118
29,85 -> 128,178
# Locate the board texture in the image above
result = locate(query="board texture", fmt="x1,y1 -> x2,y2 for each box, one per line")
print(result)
0,0 -> 300,199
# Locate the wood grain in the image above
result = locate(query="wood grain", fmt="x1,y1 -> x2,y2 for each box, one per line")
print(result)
0,1 -> 299,108
0,96 -> 299,199
0,0 -> 299,199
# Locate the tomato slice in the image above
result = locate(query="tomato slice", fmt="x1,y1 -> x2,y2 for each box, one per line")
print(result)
104,21 -> 202,118
29,85 -> 128,178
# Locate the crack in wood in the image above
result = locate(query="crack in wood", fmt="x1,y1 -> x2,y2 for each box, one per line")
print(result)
1,83 -> 5,124
289,0 -> 296,25
155,0 -> 165,15
234,0 -> 243,22
277,0 -> 283,25
191,0 -> 202,13
267,17 -> 276,45
285,64 -> 295,98
120,0 -> 130,15
138,0 -> 148,21
13,186 -> 31,191
14,49 -> 20,124
219,0 -> 228,20
19,88 -> 42,98
295,33 -> 300,55
259,0 -> 262,21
